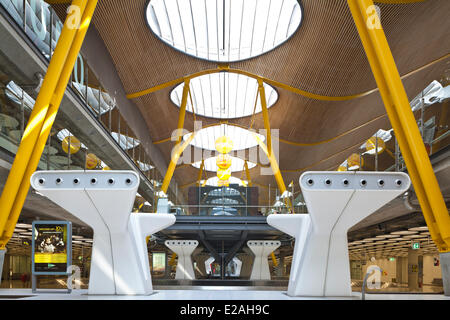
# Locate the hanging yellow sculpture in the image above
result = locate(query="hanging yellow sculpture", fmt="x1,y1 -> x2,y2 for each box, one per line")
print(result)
215,136 -> 233,154
216,154 -> 232,169
347,153 -> 363,169
62,135 -> 81,154
86,153 -> 100,169
217,167 -> 232,181
365,136 -> 385,155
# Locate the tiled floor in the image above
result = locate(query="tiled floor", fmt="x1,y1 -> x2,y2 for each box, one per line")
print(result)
0,288 -> 448,300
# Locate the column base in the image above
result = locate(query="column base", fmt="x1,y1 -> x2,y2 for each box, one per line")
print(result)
440,252 -> 450,296
0,248 -> 6,286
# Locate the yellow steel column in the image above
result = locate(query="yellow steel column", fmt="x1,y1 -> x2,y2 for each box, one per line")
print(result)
257,81 -> 293,212
348,0 -> 450,251
254,134 -> 293,212
258,79 -> 272,155
197,160 -> 204,186
0,0 -> 98,245
0,0 -> 88,241
160,79 -> 191,196
271,252 -> 278,267
244,161 -> 253,187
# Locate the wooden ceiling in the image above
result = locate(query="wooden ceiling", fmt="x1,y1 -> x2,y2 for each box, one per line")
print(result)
52,0 -> 450,205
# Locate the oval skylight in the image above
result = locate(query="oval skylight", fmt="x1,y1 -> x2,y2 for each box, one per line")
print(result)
146,0 -> 303,62
184,124 -> 265,151
192,156 -> 256,172
171,73 -> 278,119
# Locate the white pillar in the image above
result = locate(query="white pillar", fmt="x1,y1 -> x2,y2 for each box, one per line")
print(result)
440,252 -> 450,296
205,256 -> 215,276
268,171 -> 410,297
408,248 -> 419,291
0,248 -> 6,286
31,171 -> 175,295
165,240 -> 198,280
247,240 -> 280,280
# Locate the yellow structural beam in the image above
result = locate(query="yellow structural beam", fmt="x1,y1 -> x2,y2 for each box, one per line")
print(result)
168,253 -> 177,266
348,0 -> 450,252
244,161 -> 253,187
258,79 -> 272,155
159,79 -> 191,198
0,0 -> 98,246
253,134 -> 293,212
128,66 -> 372,101
271,252 -> 279,267
126,52 -> 450,103
0,0 -> 89,247
197,160 -> 204,187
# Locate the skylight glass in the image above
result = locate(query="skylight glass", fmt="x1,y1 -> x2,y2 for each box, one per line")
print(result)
170,73 -> 277,119
192,155 -> 256,172
184,124 -> 265,151
146,0 -> 303,62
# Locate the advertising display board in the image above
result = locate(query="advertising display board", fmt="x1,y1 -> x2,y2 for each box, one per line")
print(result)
32,221 -> 72,275
152,252 -> 166,273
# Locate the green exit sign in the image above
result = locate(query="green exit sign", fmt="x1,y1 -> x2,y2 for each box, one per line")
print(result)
412,242 -> 420,250
389,257 -> 395,261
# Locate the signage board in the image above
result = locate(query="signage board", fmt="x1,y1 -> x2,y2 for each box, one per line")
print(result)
152,252 -> 166,273
412,242 -> 420,250
32,221 -> 72,275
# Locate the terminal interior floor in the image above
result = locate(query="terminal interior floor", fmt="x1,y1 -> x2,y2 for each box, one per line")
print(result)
0,0 -> 449,302
1,288 -> 449,301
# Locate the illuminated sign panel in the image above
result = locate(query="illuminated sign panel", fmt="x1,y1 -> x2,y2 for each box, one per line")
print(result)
152,252 -> 166,273
32,221 -> 72,275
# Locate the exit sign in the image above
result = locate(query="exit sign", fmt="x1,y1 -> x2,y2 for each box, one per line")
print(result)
412,242 -> 420,250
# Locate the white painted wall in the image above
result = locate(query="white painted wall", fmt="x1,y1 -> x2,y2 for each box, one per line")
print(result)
423,254 -> 442,284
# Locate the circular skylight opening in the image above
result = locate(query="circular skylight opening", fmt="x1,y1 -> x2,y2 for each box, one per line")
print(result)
192,156 -> 256,172
171,73 -> 278,119
184,124 -> 265,151
146,0 -> 303,62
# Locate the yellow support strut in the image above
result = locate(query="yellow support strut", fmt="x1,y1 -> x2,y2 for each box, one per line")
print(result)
0,0 -> 98,246
0,0 -> 89,247
160,79 -> 191,197
348,0 -> 450,252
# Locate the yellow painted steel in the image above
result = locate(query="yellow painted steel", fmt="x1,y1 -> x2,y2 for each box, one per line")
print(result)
271,252 -> 278,267
244,161 -> 252,187
153,113 -> 387,147
253,134 -> 293,212
159,79 -> 191,199
348,0 -> 450,252
176,79 -> 190,143
127,66 -> 371,101
126,52 -> 450,103
0,0 -> 88,247
168,253 -> 177,266
0,0 -> 97,246
197,160 -> 204,186
160,132 -> 196,196
258,79 -> 272,155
